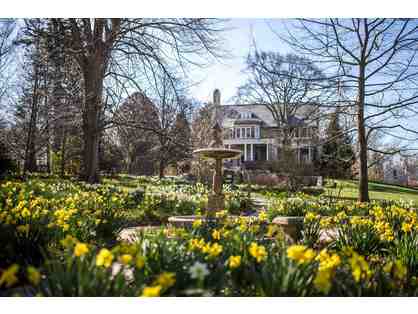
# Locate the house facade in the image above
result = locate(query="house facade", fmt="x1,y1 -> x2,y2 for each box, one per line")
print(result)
217,94 -> 320,167
382,159 -> 418,187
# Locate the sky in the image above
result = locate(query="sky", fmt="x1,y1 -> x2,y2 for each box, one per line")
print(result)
189,19 -> 292,105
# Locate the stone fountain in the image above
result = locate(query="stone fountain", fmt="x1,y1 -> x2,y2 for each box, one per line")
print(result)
168,89 -> 241,227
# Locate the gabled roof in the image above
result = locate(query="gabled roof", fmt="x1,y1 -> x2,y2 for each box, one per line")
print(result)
220,104 -> 308,128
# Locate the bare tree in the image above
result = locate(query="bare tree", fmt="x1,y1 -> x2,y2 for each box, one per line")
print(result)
56,18 -> 224,183
237,51 -> 326,156
115,92 -> 160,174
0,19 -> 15,104
282,18 -> 418,201
114,73 -> 193,178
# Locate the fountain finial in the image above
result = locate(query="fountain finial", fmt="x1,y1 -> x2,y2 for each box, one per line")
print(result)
209,89 -> 223,148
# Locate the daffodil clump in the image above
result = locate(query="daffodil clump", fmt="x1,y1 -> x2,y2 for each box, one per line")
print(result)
0,178 -> 131,268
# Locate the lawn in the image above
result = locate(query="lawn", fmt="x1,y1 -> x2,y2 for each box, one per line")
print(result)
325,180 -> 418,203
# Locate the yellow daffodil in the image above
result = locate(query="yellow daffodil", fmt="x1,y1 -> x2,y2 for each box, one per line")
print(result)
60,235 -> 77,248
313,249 -> 341,293
192,219 -> 202,229
287,245 -> 316,265
304,212 -> 317,222
248,242 -> 267,263
21,208 -> 31,218
258,211 -> 268,221
206,243 -> 223,258
153,272 -> 175,289
0,264 -> 19,288
394,260 -> 408,280
314,269 -> 332,293
212,229 -> 221,241
141,285 -> 162,297
96,248 -> 114,268
384,260 -> 407,280
228,255 -> 242,269
349,252 -> 372,282
119,254 -> 133,265
74,243 -> 89,257
401,222 -> 412,233
27,266 -> 41,286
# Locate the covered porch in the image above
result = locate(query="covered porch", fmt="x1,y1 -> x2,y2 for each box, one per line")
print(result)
226,143 -> 270,163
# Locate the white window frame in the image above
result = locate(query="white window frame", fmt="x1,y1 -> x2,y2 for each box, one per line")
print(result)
255,126 -> 260,138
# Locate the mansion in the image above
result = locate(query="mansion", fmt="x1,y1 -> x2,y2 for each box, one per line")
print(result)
215,92 -> 320,167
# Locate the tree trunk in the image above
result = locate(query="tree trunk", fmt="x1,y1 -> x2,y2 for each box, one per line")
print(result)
357,63 -> 369,202
60,129 -> 67,178
159,160 -> 166,178
46,118 -> 51,173
81,64 -> 104,183
24,68 -> 40,175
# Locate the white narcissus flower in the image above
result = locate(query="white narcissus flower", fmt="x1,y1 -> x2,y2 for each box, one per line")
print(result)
188,262 -> 210,280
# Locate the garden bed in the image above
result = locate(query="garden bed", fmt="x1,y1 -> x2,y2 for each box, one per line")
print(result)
1,175 -> 418,297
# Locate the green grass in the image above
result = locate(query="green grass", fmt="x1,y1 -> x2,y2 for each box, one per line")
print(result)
325,179 -> 418,203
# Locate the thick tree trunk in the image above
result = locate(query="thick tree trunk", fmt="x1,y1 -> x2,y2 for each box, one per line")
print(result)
357,63 -> 369,202
81,65 -> 104,183
82,106 -> 100,183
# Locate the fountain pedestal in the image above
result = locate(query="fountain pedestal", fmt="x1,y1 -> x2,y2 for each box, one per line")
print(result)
207,157 -> 224,211
207,193 -> 225,212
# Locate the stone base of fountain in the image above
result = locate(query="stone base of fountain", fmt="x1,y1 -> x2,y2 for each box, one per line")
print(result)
207,193 -> 225,211
167,215 -> 215,228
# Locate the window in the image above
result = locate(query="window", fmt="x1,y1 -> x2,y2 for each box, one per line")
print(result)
232,126 -> 259,139
240,112 -> 254,119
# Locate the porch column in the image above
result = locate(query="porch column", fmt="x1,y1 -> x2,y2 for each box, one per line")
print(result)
308,146 -> 312,163
250,143 -> 253,161
297,148 -> 301,163
266,144 -> 269,161
244,143 -> 247,161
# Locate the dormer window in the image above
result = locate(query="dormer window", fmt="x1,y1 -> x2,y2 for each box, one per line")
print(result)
240,112 -> 253,119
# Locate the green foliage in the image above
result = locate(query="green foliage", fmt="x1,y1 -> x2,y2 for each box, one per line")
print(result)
330,219 -> 384,256
302,216 -> 321,248
315,110 -> 355,179
391,233 -> 418,277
